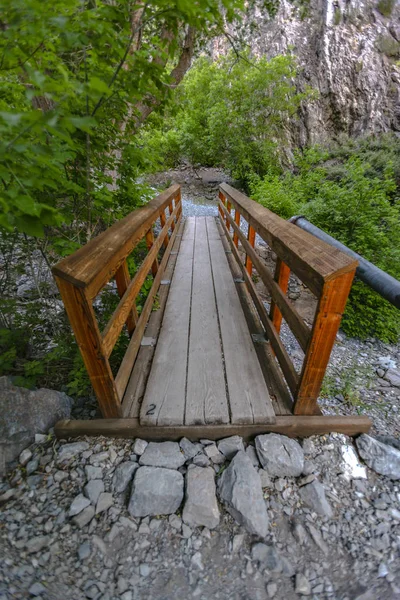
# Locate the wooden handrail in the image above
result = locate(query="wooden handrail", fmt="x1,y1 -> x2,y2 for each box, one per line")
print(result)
52,185 -> 182,418
218,184 -> 358,416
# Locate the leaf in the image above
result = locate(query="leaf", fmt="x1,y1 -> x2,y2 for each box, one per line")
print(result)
14,215 -> 44,238
15,195 -> 39,216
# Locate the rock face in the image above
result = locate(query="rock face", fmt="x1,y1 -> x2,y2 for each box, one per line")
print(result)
0,377 -> 72,474
128,467 -> 184,517
139,442 -> 185,470
356,434 -> 400,480
255,434 -> 304,477
216,0 -> 400,145
218,451 -> 269,537
182,466 -> 220,529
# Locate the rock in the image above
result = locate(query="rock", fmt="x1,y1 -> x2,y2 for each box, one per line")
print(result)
78,541 -> 91,560
340,445 -> 367,480
85,465 -> 103,481
133,439 -> 148,455
34,434 -> 47,444
19,448 -> 32,466
28,582 -> 47,596
356,434 -> 400,480
58,442 -> 89,463
192,454 -> 210,467
26,535 -> 50,554
96,492 -> 114,514
113,461 -> 138,493
182,466 -> 220,529
191,552 -> 204,570
259,469 -> 272,488
139,563 -> 151,577
251,543 -> 283,572
180,438 -> 202,460
69,494 -> 91,517
232,534 -> 245,553
245,445 -> 260,467
203,444 -> 225,464
0,377 -> 71,474
217,436 -> 244,459
128,466 -> 184,517
84,479 -> 104,505
72,506 -> 95,528
299,480 -> 333,517
139,442 -> 185,470
267,582 -> 278,598
169,514 -> 182,530
26,458 -> 39,476
295,573 -> 311,595
384,368 -> 400,388
218,451 -> 269,537
255,434 -> 304,477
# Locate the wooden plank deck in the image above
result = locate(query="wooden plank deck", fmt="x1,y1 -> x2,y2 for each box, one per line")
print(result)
135,216 -> 275,427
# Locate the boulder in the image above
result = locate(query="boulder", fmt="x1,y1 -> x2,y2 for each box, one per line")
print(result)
182,466 -> 220,529
0,377 -> 71,475
217,436 -> 245,459
356,434 -> 400,480
128,466 -> 184,517
218,451 -> 269,537
255,433 -> 304,477
112,461 -> 139,494
139,442 -> 185,470
383,368 -> 400,388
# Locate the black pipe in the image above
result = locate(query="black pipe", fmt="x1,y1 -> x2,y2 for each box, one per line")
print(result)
289,216 -> 400,309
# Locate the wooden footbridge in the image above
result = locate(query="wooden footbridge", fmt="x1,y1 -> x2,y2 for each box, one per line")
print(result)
53,184 -> 371,439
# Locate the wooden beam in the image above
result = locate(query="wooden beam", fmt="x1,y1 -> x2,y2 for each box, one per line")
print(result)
114,261 -> 138,335
245,224 -> 256,275
270,258 -> 290,336
145,228 -> 159,277
55,415 -> 372,440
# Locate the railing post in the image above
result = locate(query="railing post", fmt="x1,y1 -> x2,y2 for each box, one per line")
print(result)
145,228 -> 159,277
54,277 -> 122,418
218,190 -> 226,220
270,258 -> 291,334
245,225 -> 256,275
169,200 -> 175,232
160,209 -> 169,249
233,210 -> 240,248
115,260 -> 138,335
294,270 -> 356,415
226,200 -> 232,232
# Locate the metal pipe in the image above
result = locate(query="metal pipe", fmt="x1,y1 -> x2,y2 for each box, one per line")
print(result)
289,216 -> 400,309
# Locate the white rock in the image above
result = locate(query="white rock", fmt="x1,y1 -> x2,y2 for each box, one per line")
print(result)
133,439 -> 148,456
182,466 -> 220,529
341,445 -> 367,480
19,448 -> 32,466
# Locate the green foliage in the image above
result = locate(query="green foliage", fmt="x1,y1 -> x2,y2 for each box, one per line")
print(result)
142,53 -> 314,182
250,135 -> 400,341
376,0 -> 395,17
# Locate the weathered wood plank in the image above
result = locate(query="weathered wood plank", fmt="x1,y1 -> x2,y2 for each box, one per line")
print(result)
219,215 -> 299,397
114,260 -> 137,335
220,183 -> 358,296
185,217 -> 230,425
207,219 -> 275,425
220,201 -> 310,353
140,233 -> 195,426
115,217 -> 181,399
121,220 -> 185,418
55,415 -> 372,441
270,258 -> 291,335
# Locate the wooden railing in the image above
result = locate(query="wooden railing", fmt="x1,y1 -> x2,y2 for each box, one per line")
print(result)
218,183 -> 358,416
52,184 -> 182,418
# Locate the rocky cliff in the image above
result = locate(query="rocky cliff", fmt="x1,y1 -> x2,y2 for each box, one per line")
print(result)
216,0 -> 400,146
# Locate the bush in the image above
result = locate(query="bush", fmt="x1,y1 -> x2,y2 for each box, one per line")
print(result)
250,137 -> 400,342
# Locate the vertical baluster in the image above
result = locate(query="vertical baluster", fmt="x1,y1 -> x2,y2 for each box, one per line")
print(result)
145,228 -> 159,277
218,190 -> 226,220
226,200 -> 232,232
233,210 -> 240,248
169,200 -> 175,232
115,260 -> 138,334
160,209 -> 169,249
245,225 -> 256,275
270,258 -> 291,335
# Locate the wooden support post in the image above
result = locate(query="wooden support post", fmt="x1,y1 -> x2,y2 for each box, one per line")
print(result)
233,209 -> 240,248
245,225 -> 256,275
270,258 -> 291,335
218,191 -> 226,220
160,210 -> 169,249
115,261 -> 138,335
145,228 -> 159,277
54,277 -> 122,418
169,201 -> 175,232
294,270 -> 356,415
226,201 -> 232,232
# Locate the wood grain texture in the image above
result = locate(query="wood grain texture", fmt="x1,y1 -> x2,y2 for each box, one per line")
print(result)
140,233 -> 195,426
185,217 -> 230,425
219,215 -> 299,397
114,261 -> 137,335
115,216 -> 181,399
270,258 -> 291,335
294,270 -> 356,415
219,201 -> 310,353
54,277 -> 122,418
122,220 -> 185,418
220,183 -> 358,296
207,218 -> 275,425
145,228 -> 159,277
102,203 -> 180,357
245,224 -> 256,275
53,184 -> 180,298
55,415 -> 372,441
